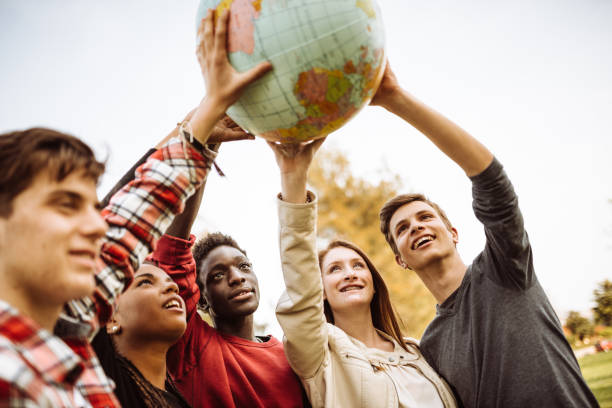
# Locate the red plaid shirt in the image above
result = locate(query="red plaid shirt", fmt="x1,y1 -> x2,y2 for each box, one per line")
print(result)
0,140 -> 212,407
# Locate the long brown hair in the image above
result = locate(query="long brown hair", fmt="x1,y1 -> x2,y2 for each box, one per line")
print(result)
318,240 -> 409,352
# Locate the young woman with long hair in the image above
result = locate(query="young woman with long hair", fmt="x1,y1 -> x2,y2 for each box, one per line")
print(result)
267,135 -> 457,407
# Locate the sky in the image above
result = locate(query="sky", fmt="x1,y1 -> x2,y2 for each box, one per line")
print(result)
1,0 -> 610,337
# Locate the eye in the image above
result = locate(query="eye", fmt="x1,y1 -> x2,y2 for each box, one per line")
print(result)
397,224 -> 407,235
56,198 -> 79,213
328,265 -> 341,274
421,213 -> 433,220
353,262 -> 365,269
238,262 -> 252,272
212,271 -> 224,280
136,278 -> 153,287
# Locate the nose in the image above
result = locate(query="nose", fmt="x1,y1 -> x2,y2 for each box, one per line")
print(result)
228,267 -> 246,286
162,279 -> 179,294
410,222 -> 424,236
343,268 -> 357,281
83,205 -> 108,242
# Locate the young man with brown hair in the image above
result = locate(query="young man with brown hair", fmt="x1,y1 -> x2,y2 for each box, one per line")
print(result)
374,62 -> 597,407
0,8 -> 271,405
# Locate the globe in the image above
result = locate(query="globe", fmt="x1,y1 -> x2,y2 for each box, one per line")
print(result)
196,0 -> 386,142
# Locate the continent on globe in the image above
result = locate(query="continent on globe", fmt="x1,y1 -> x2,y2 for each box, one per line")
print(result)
262,47 -> 385,141
196,0 -> 386,142
212,0 -> 261,54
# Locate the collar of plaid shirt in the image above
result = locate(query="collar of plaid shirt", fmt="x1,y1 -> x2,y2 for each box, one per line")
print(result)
0,300 -> 119,407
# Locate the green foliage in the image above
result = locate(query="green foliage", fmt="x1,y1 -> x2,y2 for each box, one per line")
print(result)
579,351 -> 612,407
599,326 -> 612,338
593,280 -> 612,327
309,149 -> 436,338
566,311 -> 594,341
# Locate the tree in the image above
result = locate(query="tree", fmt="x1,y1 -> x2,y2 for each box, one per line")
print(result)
593,279 -> 612,326
309,149 -> 436,338
565,311 -> 594,341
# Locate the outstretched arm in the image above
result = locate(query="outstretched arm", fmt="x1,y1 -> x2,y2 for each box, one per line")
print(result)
58,8 -> 271,338
371,61 -> 493,177
269,139 -> 330,381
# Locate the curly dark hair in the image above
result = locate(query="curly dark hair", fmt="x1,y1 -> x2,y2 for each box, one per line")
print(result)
192,232 -> 247,310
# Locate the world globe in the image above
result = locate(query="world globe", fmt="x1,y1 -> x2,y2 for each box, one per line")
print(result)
196,0 -> 386,142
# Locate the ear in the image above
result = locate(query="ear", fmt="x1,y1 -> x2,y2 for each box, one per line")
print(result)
200,292 -> 212,314
395,254 -> 408,269
106,316 -> 121,335
450,227 -> 459,245
322,288 -> 327,301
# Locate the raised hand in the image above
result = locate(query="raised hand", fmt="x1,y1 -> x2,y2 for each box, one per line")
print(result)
369,59 -> 400,110
197,9 -> 272,111
188,9 -> 272,145
369,59 -> 492,176
267,138 -> 326,204
208,115 -> 254,144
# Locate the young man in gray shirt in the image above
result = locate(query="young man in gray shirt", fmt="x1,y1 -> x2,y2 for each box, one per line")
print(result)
373,61 -> 598,407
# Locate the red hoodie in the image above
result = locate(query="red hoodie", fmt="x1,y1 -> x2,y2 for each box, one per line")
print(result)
151,234 -> 305,408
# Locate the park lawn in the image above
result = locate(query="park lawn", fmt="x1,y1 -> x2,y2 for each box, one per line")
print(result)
580,351 -> 612,408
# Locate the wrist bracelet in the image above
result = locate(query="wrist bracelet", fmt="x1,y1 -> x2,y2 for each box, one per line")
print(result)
177,120 -> 225,177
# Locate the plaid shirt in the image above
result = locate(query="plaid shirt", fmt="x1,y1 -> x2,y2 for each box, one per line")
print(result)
0,139 -> 212,407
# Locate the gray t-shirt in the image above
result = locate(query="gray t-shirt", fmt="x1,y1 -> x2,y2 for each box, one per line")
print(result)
420,158 -> 598,408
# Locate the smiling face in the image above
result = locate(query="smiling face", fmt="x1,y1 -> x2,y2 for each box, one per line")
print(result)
389,200 -> 459,271
320,246 -> 375,315
112,264 -> 186,343
0,170 -> 107,324
198,245 -> 260,321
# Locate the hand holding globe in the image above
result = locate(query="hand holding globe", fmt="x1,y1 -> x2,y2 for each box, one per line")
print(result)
196,0 -> 386,143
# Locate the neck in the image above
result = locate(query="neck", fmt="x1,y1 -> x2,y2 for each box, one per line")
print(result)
0,281 -> 62,331
333,306 -> 393,352
114,336 -> 169,390
414,252 -> 467,304
214,314 -> 256,341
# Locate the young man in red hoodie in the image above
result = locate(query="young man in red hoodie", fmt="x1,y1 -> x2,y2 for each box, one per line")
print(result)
153,208 -> 307,408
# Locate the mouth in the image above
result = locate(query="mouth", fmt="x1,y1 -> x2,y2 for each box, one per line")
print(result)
162,297 -> 183,311
229,288 -> 254,301
412,235 -> 435,250
340,285 -> 364,293
69,249 -> 97,269
69,249 -> 96,259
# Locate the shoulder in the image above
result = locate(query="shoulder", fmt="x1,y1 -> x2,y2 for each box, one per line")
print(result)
0,377 -> 40,407
0,342 -> 45,404
0,337 -> 30,377
403,336 -> 420,346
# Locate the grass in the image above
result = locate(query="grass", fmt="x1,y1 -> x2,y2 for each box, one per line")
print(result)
580,351 -> 612,407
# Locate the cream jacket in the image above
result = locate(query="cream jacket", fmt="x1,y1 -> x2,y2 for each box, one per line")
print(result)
275,195 -> 457,408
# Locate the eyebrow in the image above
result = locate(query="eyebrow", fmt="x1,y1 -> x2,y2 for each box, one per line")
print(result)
48,189 -> 101,209
324,257 -> 364,268
212,256 -> 249,268
47,190 -> 83,202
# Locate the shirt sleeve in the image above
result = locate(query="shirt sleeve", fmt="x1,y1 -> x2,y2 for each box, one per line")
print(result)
470,157 -> 535,290
155,233 -> 215,380
100,148 -> 156,209
59,139 -> 214,340
275,192 -> 329,379
149,233 -> 200,318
